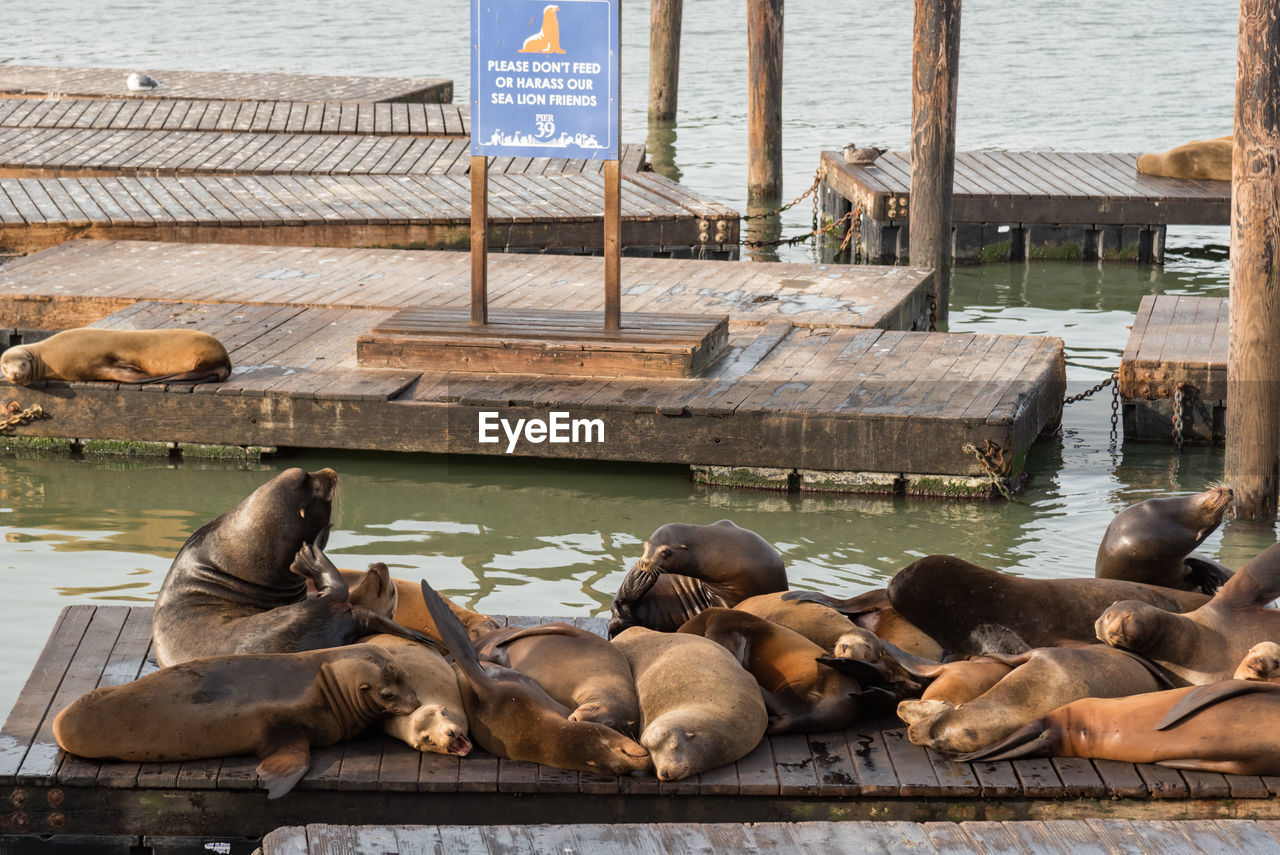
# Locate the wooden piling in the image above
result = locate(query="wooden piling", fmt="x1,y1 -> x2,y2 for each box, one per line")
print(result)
908,0 -> 962,327
470,155 -> 488,325
1225,0 -> 1280,520
648,0 -> 682,123
747,0 -> 784,203
604,159 -> 621,330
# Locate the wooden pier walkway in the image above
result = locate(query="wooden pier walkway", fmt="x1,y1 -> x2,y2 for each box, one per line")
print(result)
818,150 -> 1230,264
3,605 -> 1279,846
1119,294 -> 1226,445
0,240 -> 1065,491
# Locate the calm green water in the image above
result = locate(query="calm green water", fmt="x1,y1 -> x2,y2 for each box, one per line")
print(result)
0,1 -> 1265,718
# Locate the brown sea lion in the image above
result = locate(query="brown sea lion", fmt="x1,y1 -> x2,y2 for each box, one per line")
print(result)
1,328 -> 231,386
896,644 -> 1169,755
677,608 -> 863,735
1235,641 -> 1280,681
362,633 -> 471,756
608,520 -> 787,637
779,588 -> 943,659
153,469 -> 436,666
1095,485 -> 1234,593
883,554 -> 1209,657
1136,135 -> 1232,182
473,622 -> 640,737
1096,540 -> 1280,685
53,643 -> 417,799
420,580 -> 651,776
734,591 -> 863,650
351,571 -> 500,642
613,625 -> 767,781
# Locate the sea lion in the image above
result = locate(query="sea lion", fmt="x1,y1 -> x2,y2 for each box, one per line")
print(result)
734,591 -> 864,651
473,622 -> 640,737
613,626 -> 768,781
420,581 -> 651,776
338,570 -> 501,642
883,554 -> 1209,657
895,644 -> 1168,755
778,588 -> 943,660
153,468 -> 435,666
1235,641 -> 1280,682
1136,135 -> 1232,182
677,608 -> 863,735
1,328 -> 231,386
53,643 -> 418,799
1096,540 -> 1280,685
1095,485 -> 1234,593
362,633 -> 471,756
608,520 -> 787,637
519,4 -> 566,54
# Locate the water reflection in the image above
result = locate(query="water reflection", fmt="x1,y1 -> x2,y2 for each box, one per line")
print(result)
644,119 -> 682,183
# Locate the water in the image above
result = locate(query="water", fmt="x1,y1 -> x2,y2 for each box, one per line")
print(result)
0,1 -> 1266,717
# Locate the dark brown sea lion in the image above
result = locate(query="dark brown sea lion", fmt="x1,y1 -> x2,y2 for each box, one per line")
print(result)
420,580 -> 651,776
1095,540 -> 1280,685
1095,485 -> 1234,593
613,626 -> 768,781
608,520 -> 787,637
677,608 -> 863,735
779,588 -> 943,659
153,469 -> 435,666
473,622 -> 640,737
53,643 -> 418,799
362,633 -> 471,756
1136,135 -> 1232,182
883,554 -> 1209,657
1,328 -> 231,386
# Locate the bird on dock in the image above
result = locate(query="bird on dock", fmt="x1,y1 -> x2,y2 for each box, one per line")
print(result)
843,143 -> 887,166
126,72 -> 160,91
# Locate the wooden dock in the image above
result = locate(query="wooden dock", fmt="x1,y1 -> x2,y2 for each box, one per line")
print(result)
818,150 -> 1230,264
0,64 -> 453,104
0,240 -> 1066,492
1119,294 -> 1226,445
3,605 -> 1280,847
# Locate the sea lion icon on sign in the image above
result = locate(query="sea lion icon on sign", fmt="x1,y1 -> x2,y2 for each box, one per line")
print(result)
520,4 -> 567,53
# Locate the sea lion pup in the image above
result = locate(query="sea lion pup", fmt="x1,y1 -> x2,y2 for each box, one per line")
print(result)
608,520 -> 787,637
880,554 -> 1209,657
1096,540 -> 1280,685
338,569 -> 500,642
613,626 -> 767,781
896,643 -> 1169,755
153,468 -> 436,666
420,581 -> 651,775
362,634 -> 471,756
1,328 -> 231,386
1095,485 -> 1234,593
677,608 -> 864,735
473,622 -> 640,737
1136,135 -> 1232,182
1234,641 -> 1280,682
779,588 -> 942,659
53,644 -> 418,799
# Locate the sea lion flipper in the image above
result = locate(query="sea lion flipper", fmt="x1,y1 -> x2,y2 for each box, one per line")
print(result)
289,534 -> 347,600
780,588 -> 888,616
1156,680 -> 1280,731
950,721 -> 1054,763
356,610 -> 445,653
1184,555 -> 1233,595
256,731 -> 312,799
875,640 -> 947,678
419,580 -> 484,682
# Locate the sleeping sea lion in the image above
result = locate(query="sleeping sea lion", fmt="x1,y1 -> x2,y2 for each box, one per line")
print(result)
1136,135 -> 1232,182
339,569 -> 501,642
1,328 -> 231,386
779,588 -> 942,659
1095,485 -> 1233,593
362,633 -> 471,756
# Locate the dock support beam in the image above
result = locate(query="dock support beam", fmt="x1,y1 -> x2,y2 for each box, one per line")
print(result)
908,0 -> 961,328
1226,0 -> 1280,521
747,0 -> 783,203
470,155 -> 488,325
648,0 -> 682,123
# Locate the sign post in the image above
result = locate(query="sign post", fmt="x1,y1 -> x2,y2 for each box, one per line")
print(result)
471,0 -> 622,328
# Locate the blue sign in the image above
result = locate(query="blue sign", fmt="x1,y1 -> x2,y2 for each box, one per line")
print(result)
471,0 -> 619,160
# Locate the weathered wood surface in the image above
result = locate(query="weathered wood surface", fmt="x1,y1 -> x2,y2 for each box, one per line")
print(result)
0,97 -> 471,137
746,0 -> 783,203
263,820 -> 1280,854
821,149 -> 1231,226
4,606 -> 1280,842
0,65 -> 453,103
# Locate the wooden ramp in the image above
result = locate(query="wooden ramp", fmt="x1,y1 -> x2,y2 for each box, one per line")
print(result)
1119,295 -> 1227,445
0,64 -> 453,103
2,606 -> 1278,845
818,150 -> 1230,264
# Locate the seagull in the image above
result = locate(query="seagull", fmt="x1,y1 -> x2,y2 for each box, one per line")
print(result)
843,143 -> 887,165
126,72 -> 160,91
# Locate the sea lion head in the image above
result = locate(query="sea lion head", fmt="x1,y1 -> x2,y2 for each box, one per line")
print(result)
0,346 -> 39,385
1235,641 -> 1280,681
350,562 -> 398,618
1094,600 -> 1163,652
641,718 -> 698,781
402,703 -> 473,755
833,627 -> 884,661
347,649 -> 420,718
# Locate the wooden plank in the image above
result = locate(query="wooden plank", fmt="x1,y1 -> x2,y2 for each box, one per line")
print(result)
846,727 -> 900,796
770,733 -> 821,796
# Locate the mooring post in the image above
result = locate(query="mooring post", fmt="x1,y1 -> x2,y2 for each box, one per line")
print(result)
604,159 -> 621,330
747,0 -> 783,203
908,0 -> 961,328
648,0 -> 682,123
1225,0 -> 1280,521
470,154 -> 488,325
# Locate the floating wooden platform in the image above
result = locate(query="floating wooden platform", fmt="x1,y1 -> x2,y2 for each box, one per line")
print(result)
0,241 -> 1066,490
818,150 -> 1230,264
1119,295 -> 1227,445
3,605 -> 1279,847
0,65 -> 453,103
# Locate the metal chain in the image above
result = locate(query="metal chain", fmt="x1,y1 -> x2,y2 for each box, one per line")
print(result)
1172,383 -> 1185,451
1110,379 -> 1120,447
1064,373 -> 1117,405
0,401 -> 47,435
962,439 -> 1014,501
741,167 -> 826,222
